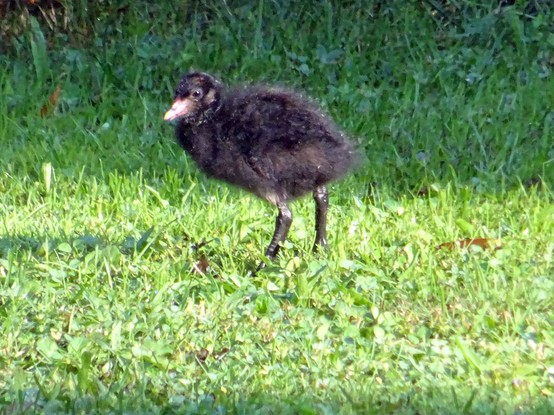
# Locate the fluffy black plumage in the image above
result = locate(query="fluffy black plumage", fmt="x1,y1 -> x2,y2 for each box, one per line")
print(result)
165,72 -> 358,269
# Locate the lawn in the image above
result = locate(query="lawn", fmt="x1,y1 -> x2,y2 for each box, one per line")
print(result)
0,1 -> 553,414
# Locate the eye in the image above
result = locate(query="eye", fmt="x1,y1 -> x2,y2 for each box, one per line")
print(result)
191,88 -> 203,99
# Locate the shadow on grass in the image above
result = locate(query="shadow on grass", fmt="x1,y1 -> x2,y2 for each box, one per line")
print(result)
0,232 -> 142,260
2,387 -> 553,415
0,225 -> 243,266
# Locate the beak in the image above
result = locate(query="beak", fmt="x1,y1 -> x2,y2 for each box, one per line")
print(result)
164,98 -> 194,121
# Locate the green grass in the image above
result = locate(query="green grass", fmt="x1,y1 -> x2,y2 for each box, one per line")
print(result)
1,1 -> 553,414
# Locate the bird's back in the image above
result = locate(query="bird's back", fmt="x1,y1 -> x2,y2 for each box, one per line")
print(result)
217,86 -> 357,200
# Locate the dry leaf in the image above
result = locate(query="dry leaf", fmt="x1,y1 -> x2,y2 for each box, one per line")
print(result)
416,186 -> 429,197
213,347 -> 230,360
525,176 -> 542,189
40,85 -> 61,117
193,254 -> 210,274
436,238 -> 502,251
195,348 -> 209,362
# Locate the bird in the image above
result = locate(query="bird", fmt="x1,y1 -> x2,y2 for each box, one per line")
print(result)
164,71 -> 358,270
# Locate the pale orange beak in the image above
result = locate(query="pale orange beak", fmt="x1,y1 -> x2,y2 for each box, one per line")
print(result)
164,98 -> 194,121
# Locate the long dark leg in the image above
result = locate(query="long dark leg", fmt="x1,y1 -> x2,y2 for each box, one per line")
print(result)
313,186 -> 328,252
257,202 -> 292,270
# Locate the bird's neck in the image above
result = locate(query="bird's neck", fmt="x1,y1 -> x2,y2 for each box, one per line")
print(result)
175,122 -> 218,164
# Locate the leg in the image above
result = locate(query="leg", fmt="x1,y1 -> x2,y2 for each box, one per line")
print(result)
257,201 -> 292,270
313,186 -> 328,252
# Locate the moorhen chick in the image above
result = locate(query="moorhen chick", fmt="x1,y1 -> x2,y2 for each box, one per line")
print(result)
164,72 -> 358,270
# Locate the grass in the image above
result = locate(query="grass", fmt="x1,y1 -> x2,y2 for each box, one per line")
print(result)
1,1 -> 553,413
